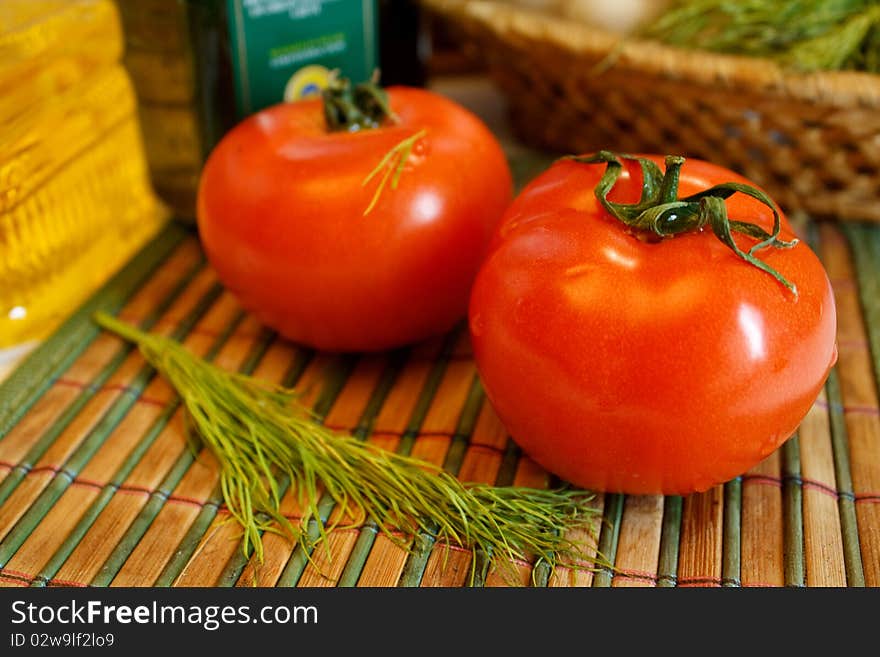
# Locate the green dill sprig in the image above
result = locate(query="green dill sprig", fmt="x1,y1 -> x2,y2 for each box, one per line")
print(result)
93,312 -> 601,583
362,129 -> 427,216
644,0 -> 880,73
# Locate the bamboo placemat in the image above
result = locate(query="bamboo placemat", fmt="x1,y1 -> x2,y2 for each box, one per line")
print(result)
0,212 -> 878,588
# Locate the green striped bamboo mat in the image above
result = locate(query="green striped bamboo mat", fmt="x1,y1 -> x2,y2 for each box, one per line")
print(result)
0,217 -> 878,588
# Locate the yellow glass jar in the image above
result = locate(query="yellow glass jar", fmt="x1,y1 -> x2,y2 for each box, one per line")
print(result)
0,0 -> 167,351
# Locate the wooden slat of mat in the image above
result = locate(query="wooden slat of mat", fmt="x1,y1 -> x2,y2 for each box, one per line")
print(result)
845,223 -> 880,588
721,478 -> 742,587
234,485 -> 319,587
415,377 -> 486,587
274,358 -> 404,588
0,339 -> 137,488
458,400 -> 507,484
798,390 -> 847,586
611,495 -> 664,587
43,329 -> 246,588
520,408 -> 604,588
219,352 -> 392,586
238,349 -> 397,588
782,437 -> 806,586
677,486 -> 724,587
484,455 -> 552,587
284,503 -> 355,588
0,264 -> 217,538
355,336 -> 476,587
410,361 -> 478,462
42,292 -> 248,586
109,329 -> 296,586
590,492 -> 623,588
340,333 -> 462,586
822,224 -> 880,586
546,492 -> 602,588
93,300 -> 242,501
293,356 -> 396,587
0,263 -> 220,581
11,302 -> 231,587
172,354 -> 352,587
403,370 -> 483,587
237,423 -> 401,585
148,344 -> 311,588
89,312 -> 271,588
798,222 -> 847,586
741,453 -> 784,587
655,496 -> 682,587
0,225 -> 190,438
420,400 -> 506,588
109,239 -> 203,326
120,340 -> 303,587
825,368 -> 866,586
448,407 -> 522,588
330,341 -> 454,586
0,240 -> 202,499
419,543 -> 475,587
84,314 -> 265,490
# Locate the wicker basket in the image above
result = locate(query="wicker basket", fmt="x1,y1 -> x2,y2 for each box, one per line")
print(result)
423,0 -> 880,222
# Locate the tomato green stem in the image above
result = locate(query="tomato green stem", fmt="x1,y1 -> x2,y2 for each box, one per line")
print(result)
567,151 -> 799,295
322,71 -> 398,132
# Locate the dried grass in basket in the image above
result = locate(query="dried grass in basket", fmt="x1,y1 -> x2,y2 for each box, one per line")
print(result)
422,0 -> 880,222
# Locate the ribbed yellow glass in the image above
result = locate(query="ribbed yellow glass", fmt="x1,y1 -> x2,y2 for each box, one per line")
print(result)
0,0 -> 167,349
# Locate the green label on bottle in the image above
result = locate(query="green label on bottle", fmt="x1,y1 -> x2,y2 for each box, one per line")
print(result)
226,0 -> 378,117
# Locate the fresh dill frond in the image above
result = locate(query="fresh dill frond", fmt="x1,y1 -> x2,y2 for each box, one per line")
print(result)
94,311 -> 602,583
644,0 -> 880,73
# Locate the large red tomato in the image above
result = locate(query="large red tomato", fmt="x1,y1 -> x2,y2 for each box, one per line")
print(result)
197,85 -> 512,352
469,153 -> 837,495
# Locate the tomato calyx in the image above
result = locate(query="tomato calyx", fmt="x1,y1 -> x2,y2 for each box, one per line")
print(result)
567,151 -> 800,295
322,72 -> 398,132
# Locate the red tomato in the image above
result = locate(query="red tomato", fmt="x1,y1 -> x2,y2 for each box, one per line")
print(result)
197,86 -> 512,352
469,154 -> 837,495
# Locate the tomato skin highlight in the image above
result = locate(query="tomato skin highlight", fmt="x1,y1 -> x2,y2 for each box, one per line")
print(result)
469,156 -> 837,495
197,86 -> 512,352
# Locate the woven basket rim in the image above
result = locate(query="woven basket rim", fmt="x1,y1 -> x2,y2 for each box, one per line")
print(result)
424,0 -> 880,109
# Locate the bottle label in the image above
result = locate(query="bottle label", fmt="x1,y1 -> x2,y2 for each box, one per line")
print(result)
225,0 -> 378,116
